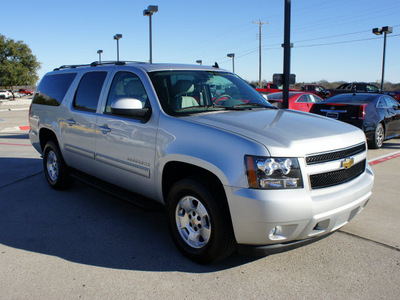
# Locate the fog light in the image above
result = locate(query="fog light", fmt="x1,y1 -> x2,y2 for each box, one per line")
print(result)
269,226 -> 283,239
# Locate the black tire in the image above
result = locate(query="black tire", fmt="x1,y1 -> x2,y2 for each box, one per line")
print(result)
166,177 -> 237,264
369,123 -> 385,149
43,141 -> 72,190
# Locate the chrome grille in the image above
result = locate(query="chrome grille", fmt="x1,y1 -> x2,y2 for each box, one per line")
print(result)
306,143 -> 366,165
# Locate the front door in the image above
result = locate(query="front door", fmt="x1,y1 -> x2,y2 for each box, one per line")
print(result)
94,71 -> 158,199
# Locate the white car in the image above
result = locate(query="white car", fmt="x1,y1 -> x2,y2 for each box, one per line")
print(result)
0,90 -> 12,99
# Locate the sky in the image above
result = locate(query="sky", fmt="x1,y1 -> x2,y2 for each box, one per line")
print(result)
2,0 -> 400,84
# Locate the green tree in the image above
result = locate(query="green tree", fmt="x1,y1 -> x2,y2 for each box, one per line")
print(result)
0,34 -> 41,88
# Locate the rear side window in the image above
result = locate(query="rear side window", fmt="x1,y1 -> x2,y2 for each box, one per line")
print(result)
74,72 -> 107,112
33,73 -> 77,106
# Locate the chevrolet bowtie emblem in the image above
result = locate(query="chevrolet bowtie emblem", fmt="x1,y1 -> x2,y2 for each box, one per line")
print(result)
341,157 -> 354,169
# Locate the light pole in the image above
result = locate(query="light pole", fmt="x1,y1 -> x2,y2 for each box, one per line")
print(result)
227,53 -> 235,73
196,60 -> 202,65
143,5 -> 158,64
97,50 -> 103,63
113,34 -> 122,62
372,26 -> 393,91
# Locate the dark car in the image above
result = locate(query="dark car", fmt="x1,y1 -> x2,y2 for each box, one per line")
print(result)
264,92 -> 323,112
310,93 -> 400,149
328,82 -> 380,98
301,84 -> 329,99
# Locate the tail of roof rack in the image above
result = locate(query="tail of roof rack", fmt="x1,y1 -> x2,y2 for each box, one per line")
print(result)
53,61 -> 148,71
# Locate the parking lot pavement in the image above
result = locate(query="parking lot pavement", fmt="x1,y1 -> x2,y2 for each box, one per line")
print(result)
1,105 -> 400,299
343,140 -> 400,250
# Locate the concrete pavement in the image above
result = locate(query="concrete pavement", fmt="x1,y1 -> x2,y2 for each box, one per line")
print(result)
0,100 -> 399,299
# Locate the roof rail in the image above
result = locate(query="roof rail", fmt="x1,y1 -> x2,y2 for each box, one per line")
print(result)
53,61 -> 149,71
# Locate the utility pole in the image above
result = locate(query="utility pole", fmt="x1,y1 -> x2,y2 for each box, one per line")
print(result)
253,20 -> 269,88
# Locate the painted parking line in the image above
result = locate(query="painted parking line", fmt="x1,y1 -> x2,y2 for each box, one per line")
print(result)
368,150 -> 400,166
0,142 -> 31,147
0,126 -> 30,132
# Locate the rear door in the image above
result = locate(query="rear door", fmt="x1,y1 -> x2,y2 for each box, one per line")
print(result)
61,71 -> 108,173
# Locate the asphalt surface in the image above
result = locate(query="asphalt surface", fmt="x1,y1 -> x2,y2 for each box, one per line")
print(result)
0,98 -> 399,299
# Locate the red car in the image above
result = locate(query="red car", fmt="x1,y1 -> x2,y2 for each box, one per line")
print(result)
263,92 -> 323,112
18,88 -> 35,95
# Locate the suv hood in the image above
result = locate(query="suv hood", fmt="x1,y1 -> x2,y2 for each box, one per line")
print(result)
184,109 -> 365,157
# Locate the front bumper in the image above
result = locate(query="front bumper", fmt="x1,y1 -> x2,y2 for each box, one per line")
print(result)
225,163 -> 374,247
238,232 -> 334,256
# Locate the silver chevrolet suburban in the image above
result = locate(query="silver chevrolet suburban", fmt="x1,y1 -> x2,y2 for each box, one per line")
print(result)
29,61 -> 374,263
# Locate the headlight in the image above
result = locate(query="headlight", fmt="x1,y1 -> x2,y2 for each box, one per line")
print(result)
245,156 -> 303,189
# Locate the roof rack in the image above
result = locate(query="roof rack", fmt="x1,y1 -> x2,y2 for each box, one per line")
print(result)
53,61 -> 149,71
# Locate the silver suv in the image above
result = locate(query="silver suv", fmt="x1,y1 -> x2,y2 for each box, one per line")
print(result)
29,61 -> 374,263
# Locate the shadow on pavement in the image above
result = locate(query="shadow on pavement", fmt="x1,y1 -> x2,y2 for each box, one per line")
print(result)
0,157 -> 42,188
0,161 -> 265,272
0,133 -> 30,140
381,140 -> 400,150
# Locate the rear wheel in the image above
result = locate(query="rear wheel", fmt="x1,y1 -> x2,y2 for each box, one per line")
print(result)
166,178 -> 236,264
43,141 -> 72,190
369,123 -> 385,149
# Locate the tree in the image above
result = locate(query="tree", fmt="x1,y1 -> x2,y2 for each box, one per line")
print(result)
0,34 -> 41,88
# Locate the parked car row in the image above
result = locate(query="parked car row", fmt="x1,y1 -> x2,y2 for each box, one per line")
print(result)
260,89 -> 400,149
0,89 -> 29,99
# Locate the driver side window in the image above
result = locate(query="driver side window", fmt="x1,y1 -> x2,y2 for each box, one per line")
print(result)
105,72 -> 149,114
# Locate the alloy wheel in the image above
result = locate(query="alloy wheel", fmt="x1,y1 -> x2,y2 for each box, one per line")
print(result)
175,196 -> 211,249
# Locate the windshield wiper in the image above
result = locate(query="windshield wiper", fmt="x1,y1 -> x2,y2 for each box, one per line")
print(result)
176,105 -> 214,111
231,103 -> 277,109
212,105 -> 246,110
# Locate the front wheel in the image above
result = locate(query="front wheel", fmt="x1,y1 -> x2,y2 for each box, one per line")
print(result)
43,141 -> 72,190
166,178 -> 236,264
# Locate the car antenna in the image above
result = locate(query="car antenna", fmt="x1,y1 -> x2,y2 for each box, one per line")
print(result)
212,62 -> 219,68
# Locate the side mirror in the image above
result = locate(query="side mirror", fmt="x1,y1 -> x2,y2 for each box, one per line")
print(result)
111,98 -> 151,122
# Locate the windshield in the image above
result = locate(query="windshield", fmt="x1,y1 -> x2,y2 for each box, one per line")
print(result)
148,70 -> 275,116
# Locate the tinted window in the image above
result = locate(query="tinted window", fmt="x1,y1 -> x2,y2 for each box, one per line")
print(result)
367,85 -> 380,93
297,95 -> 307,103
385,97 -> 399,107
311,95 -> 323,103
74,72 -> 107,112
33,73 -> 77,106
105,72 -> 149,114
377,98 -> 388,108
355,83 -> 366,92
338,84 -> 351,90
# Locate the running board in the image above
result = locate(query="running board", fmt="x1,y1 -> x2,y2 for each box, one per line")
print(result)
70,169 -> 164,211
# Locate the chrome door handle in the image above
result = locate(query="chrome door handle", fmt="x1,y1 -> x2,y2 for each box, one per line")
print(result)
66,119 -> 76,126
99,125 -> 111,134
